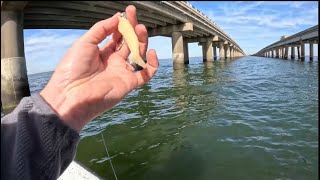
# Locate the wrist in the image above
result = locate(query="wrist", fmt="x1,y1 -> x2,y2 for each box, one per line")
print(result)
40,85 -> 85,133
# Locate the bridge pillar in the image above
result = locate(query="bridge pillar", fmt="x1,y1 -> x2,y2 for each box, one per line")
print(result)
213,44 -> 217,60
225,44 -> 230,59
199,42 -> 206,62
300,42 -> 305,61
310,43 -> 313,61
280,48 -> 282,58
291,46 -> 295,59
232,48 -> 235,58
284,46 -> 289,59
183,41 -> 189,64
1,9 -> 30,113
275,47 -> 279,58
172,32 -> 184,69
297,46 -> 301,60
205,38 -> 213,62
219,42 -> 225,60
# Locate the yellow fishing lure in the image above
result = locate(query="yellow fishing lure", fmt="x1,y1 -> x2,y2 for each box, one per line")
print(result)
118,13 -> 147,68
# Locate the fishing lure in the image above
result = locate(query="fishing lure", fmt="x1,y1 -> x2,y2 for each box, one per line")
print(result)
118,12 -> 147,69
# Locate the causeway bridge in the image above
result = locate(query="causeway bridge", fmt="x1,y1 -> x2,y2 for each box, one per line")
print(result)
1,1 -> 245,112
254,25 -> 318,61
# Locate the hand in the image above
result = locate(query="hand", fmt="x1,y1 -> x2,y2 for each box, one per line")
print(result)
40,5 -> 159,133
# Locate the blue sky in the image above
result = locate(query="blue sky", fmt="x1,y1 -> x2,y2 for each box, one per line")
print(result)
24,1 -> 318,74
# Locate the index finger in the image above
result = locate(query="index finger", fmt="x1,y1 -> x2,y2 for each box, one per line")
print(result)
126,5 -> 138,27
78,12 -> 121,45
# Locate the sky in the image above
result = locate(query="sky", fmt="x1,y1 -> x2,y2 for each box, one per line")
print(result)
24,1 -> 319,74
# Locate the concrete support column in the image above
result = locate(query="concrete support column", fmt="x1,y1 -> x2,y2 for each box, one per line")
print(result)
225,45 -> 230,59
284,46 -> 289,59
183,41 -> 189,64
276,47 -> 279,58
213,44 -> 217,60
231,47 -> 234,58
205,38 -> 213,62
310,43 -> 313,61
219,42 -> 225,60
291,46 -> 295,59
271,49 -> 274,58
300,42 -> 305,61
172,32 -> 184,69
297,46 -> 301,60
200,42 -> 206,61
1,10 -> 30,112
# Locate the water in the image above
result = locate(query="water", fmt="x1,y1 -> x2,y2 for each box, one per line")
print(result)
28,56 -> 318,180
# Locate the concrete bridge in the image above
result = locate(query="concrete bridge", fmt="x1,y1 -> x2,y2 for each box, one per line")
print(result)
254,25 -> 318,61
1,1 -> 245,112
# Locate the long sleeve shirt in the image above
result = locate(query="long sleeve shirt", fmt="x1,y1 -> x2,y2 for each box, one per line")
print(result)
1,94 -> 80,180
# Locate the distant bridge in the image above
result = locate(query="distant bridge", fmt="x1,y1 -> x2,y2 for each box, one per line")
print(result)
1,1 -> 245,112
254,25 -> 318,61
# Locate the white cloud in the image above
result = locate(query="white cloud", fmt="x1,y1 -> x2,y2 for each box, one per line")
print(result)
195,1 -> 318,54
218,1 -> 264,16
24,30 -> 86,74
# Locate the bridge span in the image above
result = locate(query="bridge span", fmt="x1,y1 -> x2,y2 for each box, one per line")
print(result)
1,1 -> 245,112
254,25 -> 318,61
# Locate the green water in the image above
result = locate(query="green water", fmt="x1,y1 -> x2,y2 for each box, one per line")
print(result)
29,56 -> 318,180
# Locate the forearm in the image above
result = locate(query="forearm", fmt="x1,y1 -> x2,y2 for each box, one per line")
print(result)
1,94 -> 80,180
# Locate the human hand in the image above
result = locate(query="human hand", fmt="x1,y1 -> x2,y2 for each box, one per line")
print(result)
40,5 -> 159,133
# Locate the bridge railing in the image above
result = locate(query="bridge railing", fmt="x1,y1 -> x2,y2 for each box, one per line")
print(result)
162,1 -> 245,55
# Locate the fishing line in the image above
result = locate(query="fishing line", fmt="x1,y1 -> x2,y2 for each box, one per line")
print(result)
98,34 -> 118,180
98,122 -> 118,180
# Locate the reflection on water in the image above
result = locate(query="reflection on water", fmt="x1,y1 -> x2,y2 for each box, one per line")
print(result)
27,56 -> 318,180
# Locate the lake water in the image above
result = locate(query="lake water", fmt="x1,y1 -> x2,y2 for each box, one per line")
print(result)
28,56 -> 318,180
